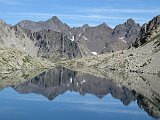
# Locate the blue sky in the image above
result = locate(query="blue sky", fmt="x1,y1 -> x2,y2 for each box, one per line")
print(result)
0,0 -> 160,28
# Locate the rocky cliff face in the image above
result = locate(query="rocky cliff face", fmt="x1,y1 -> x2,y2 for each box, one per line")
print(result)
24,29 -> 83,61
72,19 -> 140,54
113,18 -> 141,44
71,23 -> 113,53
101,19 -> 140,53
16,17 -> 91,60
0,20 -> 38,56
133,16 -> 160,47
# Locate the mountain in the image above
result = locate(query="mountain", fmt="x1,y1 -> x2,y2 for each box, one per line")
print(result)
71,23 -> 113,53
0,19 -> 54,72
15,18 -> 92,61
61,15 -> 160,74
17,17 -> 141,54
0,15 -> 159,72
0,19 -> 38,56
133,15 -> 160,47
17,16 -> 72,38
113,18 -> 141,44
101,18 -> 141,53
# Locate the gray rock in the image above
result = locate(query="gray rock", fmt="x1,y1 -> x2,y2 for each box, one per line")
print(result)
15,17 -> 92,61
102,18 -> 141,53
16,16 -> 141,54
71,23 -> 113,53
133,15 -> 160,47
17,16 -> 72,38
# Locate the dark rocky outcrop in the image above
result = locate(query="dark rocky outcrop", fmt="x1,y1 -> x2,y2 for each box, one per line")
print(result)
137,94 -> 160,119
133,15 -> 160,47
71,23 -> 113,53
113,18 -> 141,44
15,17 -> 92,61
24,29 -> 83,61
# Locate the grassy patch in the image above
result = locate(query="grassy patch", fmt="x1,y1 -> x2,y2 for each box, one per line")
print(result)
21,73 -> 29,79
22,55 -> 31,63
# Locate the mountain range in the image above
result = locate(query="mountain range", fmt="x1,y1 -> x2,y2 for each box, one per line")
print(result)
1,16 -> 141,57
16,16 -> 141,54
0,15 -> 159,73
60,15 -> 160,74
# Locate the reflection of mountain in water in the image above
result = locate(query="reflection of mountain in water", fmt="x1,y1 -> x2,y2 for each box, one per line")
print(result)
13,67 -> 136,105
12,67 -> 160,119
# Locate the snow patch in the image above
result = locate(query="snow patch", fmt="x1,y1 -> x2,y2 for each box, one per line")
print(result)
81,80 -> 86,84
79,33 -> 82,37
119,37 -> 124,40
76,82 -> 79,86
92,52 -> 97,55
83,36 -> 88,40
70,77 -> 73,83
119,37 -> 126,43
122,39 -> 126,43
70,36 -> 75,41
69,31 -> 72,35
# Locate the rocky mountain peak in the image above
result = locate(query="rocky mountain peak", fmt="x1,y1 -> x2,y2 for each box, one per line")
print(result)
82,24 -> 90,28
0,19 -> 5,25
111,18 -> 141,44
19,20 -> 32,24
46,16 -> 72,37
101,18 -> 141,53
98,22 -> 112,29
139,15 -> 160,34
51,16 -> 59,20
133,15 -> 160,47
146,15 -> 160,31
0,19 -> 8,27
18,20 -> 35,27
125,18 -> 136,26
49,16 -> 62,24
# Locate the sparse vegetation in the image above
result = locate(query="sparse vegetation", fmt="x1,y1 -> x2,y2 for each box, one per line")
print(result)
22,55 -> 31,63
0,46 -> 53,73
158,71 -> 160,78
21,73 -> 29,79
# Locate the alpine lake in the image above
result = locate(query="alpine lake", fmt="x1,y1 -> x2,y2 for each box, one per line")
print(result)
0,67 -> 159,120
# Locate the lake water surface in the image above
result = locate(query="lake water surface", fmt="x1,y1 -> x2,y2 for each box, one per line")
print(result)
0,67 -> 159,120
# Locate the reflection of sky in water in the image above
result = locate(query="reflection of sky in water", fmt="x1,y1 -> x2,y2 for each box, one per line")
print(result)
0,88 -> 154,120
